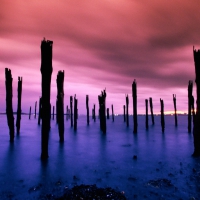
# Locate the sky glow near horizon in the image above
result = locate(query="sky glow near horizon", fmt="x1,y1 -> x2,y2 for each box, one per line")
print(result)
0,0 -> 200,115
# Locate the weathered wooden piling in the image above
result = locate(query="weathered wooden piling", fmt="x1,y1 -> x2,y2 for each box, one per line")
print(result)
132,80 -> 137,133
188,80 -> 193,133
98,89 -> 107,133
123,105 -> 126,122
38,97 -> 42,125
52,106 -> 55,120
56,70 -> 65,142
16,76 -> 22,134
107,108 -> 110,119
74,95 -> 78,131
149,97 -> 154,125
34,101 -> 37,119
173,94 -> 178,127
40,38 -> 53,159
111,104 -> 114,122
93,104 -> 96,122
5,68 -> 15,141
126,94 -> 129,127
145,99 -> 148,130
70,96 -> 73,127
160,98 -> 165,133
29,106 -> 31,119
66,105 -> 69,121
86,95 -> 89,125
192,47 -> 200,156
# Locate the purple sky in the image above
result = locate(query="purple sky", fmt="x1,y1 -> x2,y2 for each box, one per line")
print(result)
0,0 -> 200,114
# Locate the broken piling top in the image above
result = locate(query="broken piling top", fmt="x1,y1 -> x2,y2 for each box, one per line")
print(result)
193,47 -> 200,79
86,95 -> 89,108
5,68 -> 13,83
40,38 -> 53,75
56,70 -> 64,95
132,79 -> 137,96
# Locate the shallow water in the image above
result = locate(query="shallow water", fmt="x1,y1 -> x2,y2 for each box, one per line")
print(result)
0,114 -> 199,199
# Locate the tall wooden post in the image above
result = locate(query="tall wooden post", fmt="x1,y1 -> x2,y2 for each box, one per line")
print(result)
93,104 -> 96,122
111,104 -> 114,122
145,99 -> 148,130
188,80 -> 193,133
173,94 -> 178,127
16,76 -> 22,134
98,89 -> 106,133
132,80 -> 137,133
52,105 -> 55,120
5,68 -> 15,142
160,98 -> 165,133
192,48 -> 200,156
40,38 -> 53,159
149,97 -> 154,125
29,106 -> 31,119
126,94 -> 129,127
38,97 -> 42,125
70,96 -> 73,127
123,105 -> 126,122
56,70 -> 65,142
66,105 -> 69,121
34,101 -> 37,119
74,95 -> 78,131
86,95 -> 89,125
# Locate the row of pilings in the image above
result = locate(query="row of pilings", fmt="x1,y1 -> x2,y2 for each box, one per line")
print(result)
4,39 -> 200,158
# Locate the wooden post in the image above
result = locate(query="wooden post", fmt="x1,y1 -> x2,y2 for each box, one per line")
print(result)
98,89 -> 106,133
70,96 -> 73,127
40,38 -> 53,159
16,76 -> 22,134
145,99 -> 148,130
86,95 -> 89,125
123,105 -> 126,122
5,68 -> 15,142
111,104 -> 114,122
29,106 -> 31,119
149,97 -> 154,125
107,108 -> 110,119
52,105 -> 55,120
66,105 -> 69,120
160,98 -> 165,133
132,80 -> 137,133
192,47 -> 200,156
38,97 -> 42,125
188,80 -> 193,133
173,94 -> 178,127
93,104 -> 96,122
74,95 -> 78,131
56,70 -> 65,142
126,94 -> 129,127
34,101 -> 37,119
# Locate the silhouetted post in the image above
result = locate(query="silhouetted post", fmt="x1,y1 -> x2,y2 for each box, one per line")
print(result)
160,98 -> 165,133
188,80 -> 193,133
56,70 -> 65,142
74,95 -> 78,131
70,96 -> 73,127
52,106 -> 55,120
5,68 -> 15,141
29,106 -> 31,119
107,108 -> 110,119
38,97 -> 42,125
93,104 -> 96,122
126,94 -> 129,127
192,47 -> 200,156
66,106 -> 69,120
191,96 -> 195,125
149,97 -> 154,125
98,89 -> 107,133
145,99 -> 148,130
86,95 -> 89,125
111,104 -> 114,122
40,38 -> 53,159
16,76 -> 22,134
173,94 -> 178,127
123,105 -> 126,122
34,101 -> 37,119
132,80 -> 137,133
